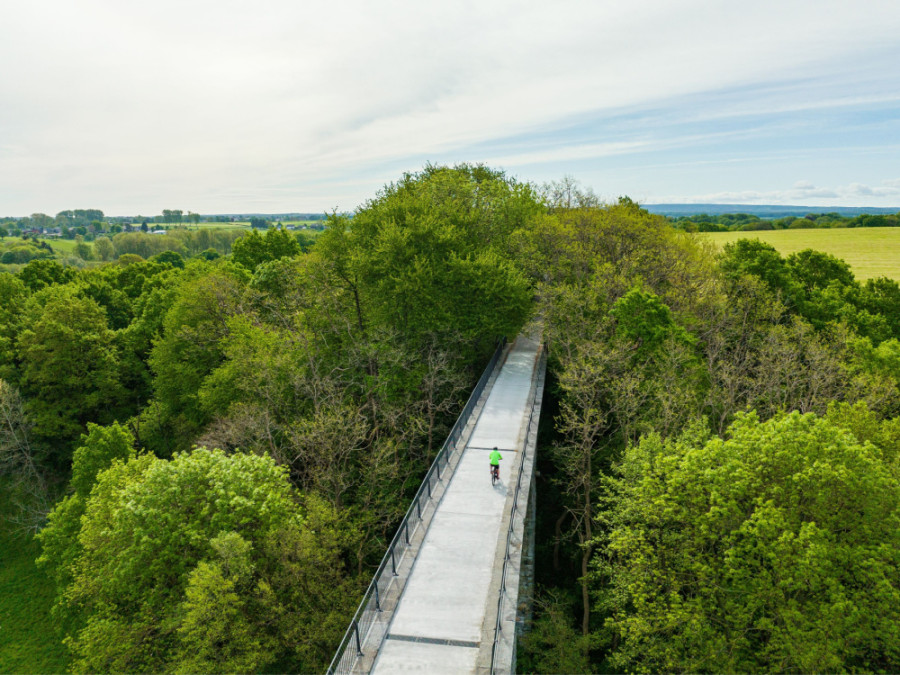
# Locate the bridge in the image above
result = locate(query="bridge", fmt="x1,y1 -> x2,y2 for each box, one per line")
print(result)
327,333 -> 546,675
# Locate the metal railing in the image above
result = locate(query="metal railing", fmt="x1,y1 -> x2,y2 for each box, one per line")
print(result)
326,337 -> 507,675
490,344 -> 547,674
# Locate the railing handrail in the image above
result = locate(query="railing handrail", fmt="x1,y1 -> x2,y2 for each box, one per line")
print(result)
326,337 -> 507,675
490,344 -> 547,674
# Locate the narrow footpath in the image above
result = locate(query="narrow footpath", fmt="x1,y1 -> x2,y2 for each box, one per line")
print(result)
371,335 -> 543,674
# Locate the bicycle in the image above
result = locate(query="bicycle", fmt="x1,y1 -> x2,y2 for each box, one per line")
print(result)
489,447 -> 502,485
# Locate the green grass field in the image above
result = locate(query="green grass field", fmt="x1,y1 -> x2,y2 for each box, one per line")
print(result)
0,487 -> 69,674
1,237 -> 78,254
699,227 -> 900,281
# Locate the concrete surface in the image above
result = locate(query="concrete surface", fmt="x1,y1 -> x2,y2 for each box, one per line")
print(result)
375,639 -> 478,674
371,336 -> 541,675
468,338 -> 540,452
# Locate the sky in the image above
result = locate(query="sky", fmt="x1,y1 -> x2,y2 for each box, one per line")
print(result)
1,0 -> 899,216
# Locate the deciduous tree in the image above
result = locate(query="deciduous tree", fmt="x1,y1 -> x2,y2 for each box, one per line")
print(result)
596,412 -> 900,673
18,286 -> 124,461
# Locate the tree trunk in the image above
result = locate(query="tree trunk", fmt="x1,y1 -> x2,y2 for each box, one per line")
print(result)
581,447 -> 593,636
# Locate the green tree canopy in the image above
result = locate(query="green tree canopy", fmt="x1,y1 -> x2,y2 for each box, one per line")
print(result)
17,259 -> 76,292
230,226 -> 301,270
18,286 -> 124,462
145,265 -> 249,454
720,239 -> 800,305
596,411 -> 900,673
39,447 -> 352,673
150,250 -> 185,268
0,274 -> 28,382
315,164 -> 539,353
37,422 -> 136,600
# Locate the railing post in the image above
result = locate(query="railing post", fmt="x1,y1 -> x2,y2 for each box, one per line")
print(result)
416,498 -> 422,520
354,620 -> 363,656
391,548 -> 398,577
404,521 -> 410,545
374,581 -> 382,612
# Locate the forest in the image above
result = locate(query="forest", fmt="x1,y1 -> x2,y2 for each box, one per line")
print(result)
2,165 -> 900,673
672,209 -> 900,232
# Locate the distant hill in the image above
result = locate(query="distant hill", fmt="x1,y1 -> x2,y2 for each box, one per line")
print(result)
644,204 -> 900,218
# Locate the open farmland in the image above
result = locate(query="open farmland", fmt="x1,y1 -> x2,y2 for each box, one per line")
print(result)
2,237 -> 78,254
700,227 -> 900,281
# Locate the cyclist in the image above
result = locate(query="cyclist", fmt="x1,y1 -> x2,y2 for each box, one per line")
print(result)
489,447 -> 502,483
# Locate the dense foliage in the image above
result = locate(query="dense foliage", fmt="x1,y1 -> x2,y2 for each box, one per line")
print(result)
516,181 -> 900,672
0,165 -> 541,672
672,209 -> 900,232
3,169 -> 900,672
39,446 -> 352,673
597,411 -> 900,672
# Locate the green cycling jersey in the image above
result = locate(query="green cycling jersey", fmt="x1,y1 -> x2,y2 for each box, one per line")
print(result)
489,448 -> 502,466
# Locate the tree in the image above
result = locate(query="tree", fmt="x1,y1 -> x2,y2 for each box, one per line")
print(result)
230,229 -> 267,269
18,259 -> 76,292
39,447 -> 351,673
860,276 -> 900,339
36,422 -> 135,601
93,237 -> 114,262
29,213 -> 53,230
69,422 -> 136,498
787,249 -> 855,293
596,412 -> 900,673
517,591 -> 594,674
720,238 -> 800,310
609,286 -> 695,360
75,271 -> 135,331
172,550 -> 270,675
162,209 -> 183,224
74,235 -> 93,261
231,226 -> 300,271
145,266 -> 249,454
150,250 -> 185,268
0,379 -> 49,532
540,175 -> 600,211
549,287 -> 704,637
17,286 -> 124,462
0,274 -> 27,382
825,400 -> 900,464
315,164 -> 538,354
113,232 -> 186,260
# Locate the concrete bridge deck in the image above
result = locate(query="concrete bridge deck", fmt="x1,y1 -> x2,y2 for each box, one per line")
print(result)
370,335 -> 544,674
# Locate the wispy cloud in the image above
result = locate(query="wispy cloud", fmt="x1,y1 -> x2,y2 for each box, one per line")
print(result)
664,179 -> 900,206
0,0 -> 899,213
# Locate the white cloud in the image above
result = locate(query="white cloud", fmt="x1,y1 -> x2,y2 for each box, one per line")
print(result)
1,0 -> 899,213
664,180 -> 900,206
